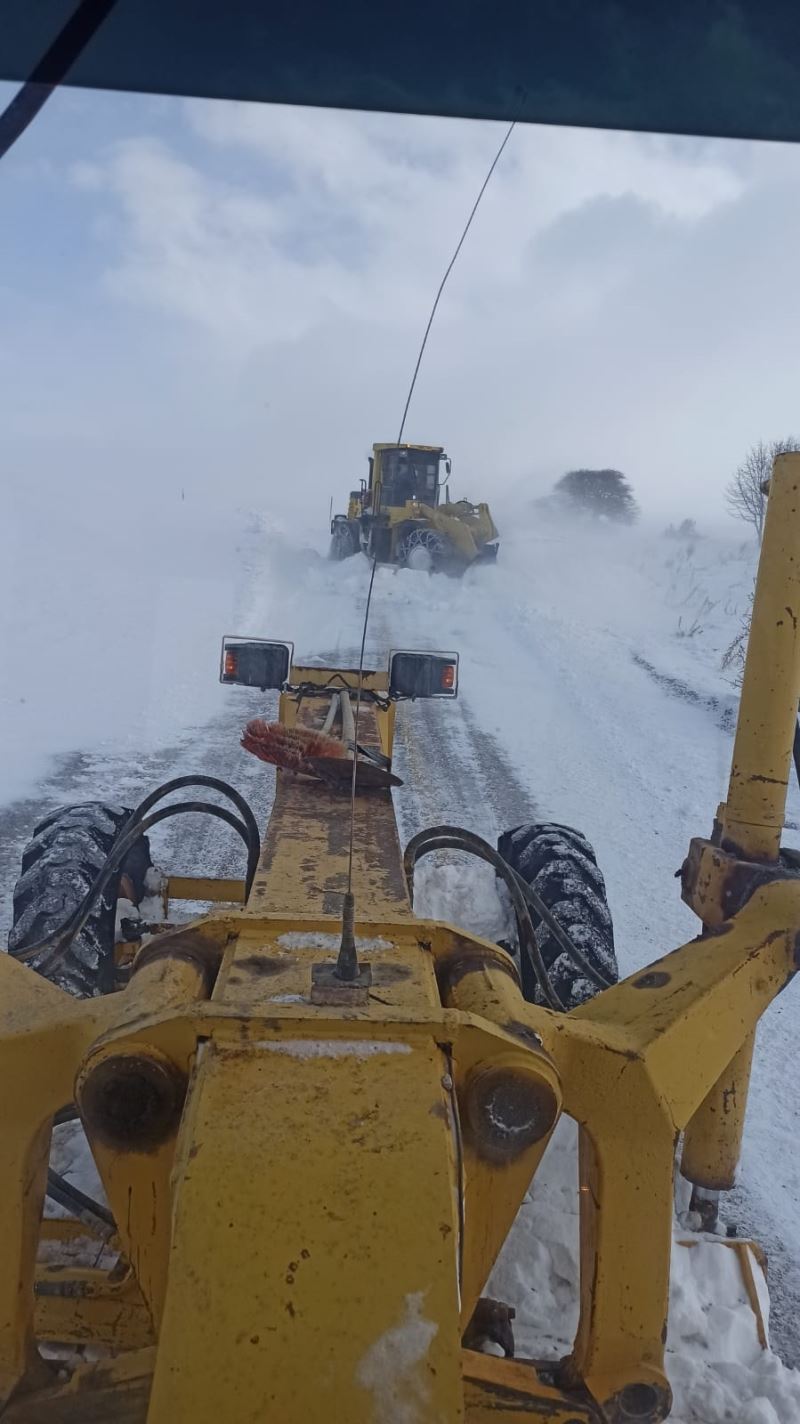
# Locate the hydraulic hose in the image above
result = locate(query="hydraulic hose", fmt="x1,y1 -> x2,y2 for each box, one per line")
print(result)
16,797 -> 258,974
405,825 -> 615,1012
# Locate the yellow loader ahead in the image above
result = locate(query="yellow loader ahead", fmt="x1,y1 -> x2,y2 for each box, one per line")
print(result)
330,442 -> 500,572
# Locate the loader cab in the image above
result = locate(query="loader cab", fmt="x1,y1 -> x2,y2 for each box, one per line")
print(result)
371,444 -> 449,511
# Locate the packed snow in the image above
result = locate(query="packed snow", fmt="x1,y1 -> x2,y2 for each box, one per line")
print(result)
3,501 -> 800,1421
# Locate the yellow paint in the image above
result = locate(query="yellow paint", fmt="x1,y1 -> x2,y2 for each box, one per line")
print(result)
166,876 -> 246,905
720,452 -> 800,861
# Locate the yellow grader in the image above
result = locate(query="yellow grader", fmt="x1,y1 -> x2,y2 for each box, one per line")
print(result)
1,456 -> 800,1422
330,442 -> 500,572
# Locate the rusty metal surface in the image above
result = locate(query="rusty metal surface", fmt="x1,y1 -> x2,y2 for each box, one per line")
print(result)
680,1033 -> 756,1191
131,927 -> 226,995
146,1034 -> 462,1422
681,835 -> 800,927
166,875 -> 246,905
463,1351 -> 601,1421
248,693 -> 411,920
309,959 -> 373,1005
34,1263 -> 153,1351
2,1347 -> 154,1423
307,754 -> 403,789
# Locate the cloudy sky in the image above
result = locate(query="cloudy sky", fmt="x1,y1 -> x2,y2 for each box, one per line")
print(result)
3,82 -> 800,526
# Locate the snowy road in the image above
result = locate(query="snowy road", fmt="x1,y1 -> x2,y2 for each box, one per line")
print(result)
2,513 -> 800,1418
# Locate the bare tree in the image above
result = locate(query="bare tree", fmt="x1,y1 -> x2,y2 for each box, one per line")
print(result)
725,437 -> 800,538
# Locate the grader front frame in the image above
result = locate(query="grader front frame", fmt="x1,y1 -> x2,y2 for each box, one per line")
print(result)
1,459 -> 800,1422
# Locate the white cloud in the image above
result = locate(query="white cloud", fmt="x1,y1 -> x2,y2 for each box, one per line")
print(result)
5,92 -> 800,521
70,106 -> 745,356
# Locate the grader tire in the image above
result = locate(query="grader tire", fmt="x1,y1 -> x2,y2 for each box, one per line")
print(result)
329,522 -> 358,561
498,821 -> 619,1008
8,802 -> 152,998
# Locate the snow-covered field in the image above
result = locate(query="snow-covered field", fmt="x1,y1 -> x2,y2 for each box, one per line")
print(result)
3,501 -> 800,1421
0,480 -> 261,801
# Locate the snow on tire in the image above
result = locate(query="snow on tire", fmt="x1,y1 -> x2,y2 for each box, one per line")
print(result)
497,821 -> 619,1009
8,802 -> 152,998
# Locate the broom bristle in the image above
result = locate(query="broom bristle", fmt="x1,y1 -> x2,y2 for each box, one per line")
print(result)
241,720 -> 347,772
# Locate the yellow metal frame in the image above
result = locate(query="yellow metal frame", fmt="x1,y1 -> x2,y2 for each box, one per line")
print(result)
2,459 -> 799,1422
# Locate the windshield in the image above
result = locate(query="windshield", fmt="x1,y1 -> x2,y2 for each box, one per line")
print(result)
380,448 -> 441,503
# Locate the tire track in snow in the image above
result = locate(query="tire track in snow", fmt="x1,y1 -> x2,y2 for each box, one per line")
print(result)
393,698 -> 536,845
631,651 -> 738,733
370,599 -> 537,847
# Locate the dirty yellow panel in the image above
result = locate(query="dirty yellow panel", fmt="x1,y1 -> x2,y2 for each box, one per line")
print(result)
464,1351 -> 601,1421
148,1033 -> 462,1423
247,687 -> 409,921
216,918 -> 440,1013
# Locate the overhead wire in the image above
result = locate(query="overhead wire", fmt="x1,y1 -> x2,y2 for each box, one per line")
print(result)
344,121 -> 516,918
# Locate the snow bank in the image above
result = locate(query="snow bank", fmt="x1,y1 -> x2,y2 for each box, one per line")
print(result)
483,1117 -> 800,1424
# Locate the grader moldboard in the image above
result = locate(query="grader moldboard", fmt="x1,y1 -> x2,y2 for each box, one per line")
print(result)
330,442 -> 500,573
2,458 -> 800,1422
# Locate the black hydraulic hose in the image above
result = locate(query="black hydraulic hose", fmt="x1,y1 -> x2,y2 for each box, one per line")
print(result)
46,1168 -> 115,1237
405,826 -> 565,1012
793,716 -> 800,790
405,825 -> 616,1009
407,826 -> 615,990
123,775 -> 261,886
512,869 -> 615,991
16,802 -> 254,972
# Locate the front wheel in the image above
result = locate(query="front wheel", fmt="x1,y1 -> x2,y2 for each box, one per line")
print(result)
399,525 -> 447,571
497,821 -> 619,1008
8,802 -> 153,997
329,520 -> 358,561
